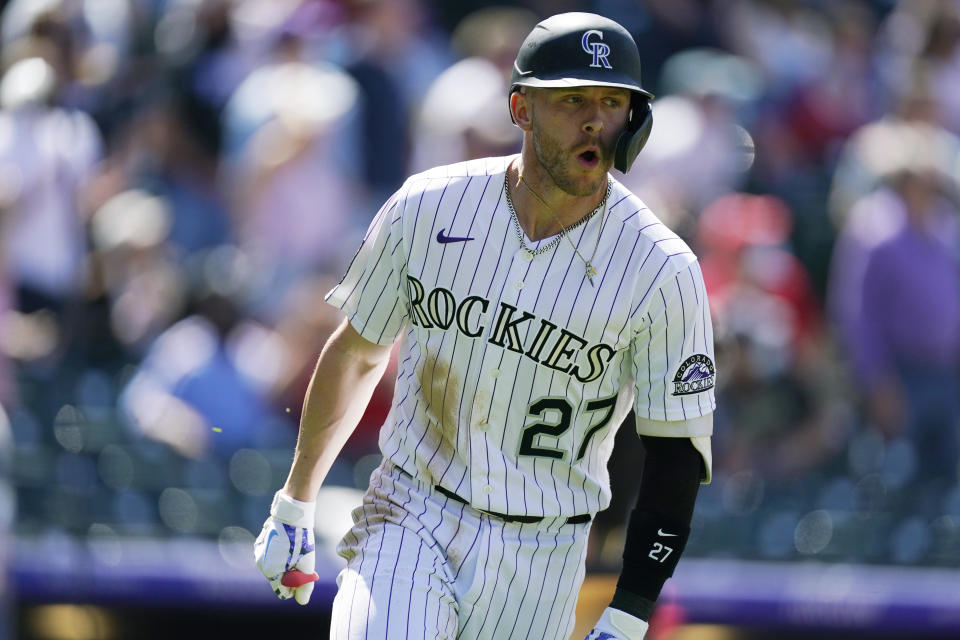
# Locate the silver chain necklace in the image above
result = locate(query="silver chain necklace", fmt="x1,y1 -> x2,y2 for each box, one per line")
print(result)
503,170 -> 611,286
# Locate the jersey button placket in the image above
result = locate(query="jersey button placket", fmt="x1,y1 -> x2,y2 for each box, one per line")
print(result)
469,383 -> 492,482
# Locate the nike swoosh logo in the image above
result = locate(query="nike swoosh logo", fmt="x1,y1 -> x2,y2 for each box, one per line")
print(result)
436,228 -> 475,244
264,529 -> 278,557
513,62 -> 533,77
658,529 -> 678,537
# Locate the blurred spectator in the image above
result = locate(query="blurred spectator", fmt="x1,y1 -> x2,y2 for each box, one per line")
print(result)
118,265 -> 392,475
119,277 -> 294,461
120,97 -> 234,254
340,0 -> 450,202
409,7 -> 535,170
723,0 -> 835,99
916,4 -> 960,135
699,193 -> 837,479
449,5 -> 537,80
2,1 -> 88,107
601,0 -> 725,90
827,110 -> 960,355
700,193 -> 822,350
827,91 -> 960,228
411,56 -> 520,170
778,1 -> 881,161
724,1 -> 883,297
222,31 -> 363,312
166,0 -> 255,118
822,81 -> 959,303
876,0 -> 960,135
87,188 -> 187,354
829,158 -> 960,484
620,48 -> 759,237
0,55 -> 102,368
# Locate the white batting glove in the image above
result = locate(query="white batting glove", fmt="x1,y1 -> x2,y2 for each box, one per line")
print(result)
254,491 -> 319,605
585,607 -> 649,640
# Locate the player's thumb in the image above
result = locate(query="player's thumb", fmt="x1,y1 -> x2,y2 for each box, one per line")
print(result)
294,579 -> 315,605
292,552 -> 318,606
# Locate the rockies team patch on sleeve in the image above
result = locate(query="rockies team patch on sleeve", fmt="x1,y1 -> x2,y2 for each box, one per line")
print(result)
671,354 -> 715,396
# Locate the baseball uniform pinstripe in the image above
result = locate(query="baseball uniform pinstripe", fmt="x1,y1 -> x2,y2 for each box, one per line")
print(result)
332,460 -> 590,640
324,154 -> 715,638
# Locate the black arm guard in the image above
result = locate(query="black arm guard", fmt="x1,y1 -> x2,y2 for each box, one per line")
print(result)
614,435 -> 703,609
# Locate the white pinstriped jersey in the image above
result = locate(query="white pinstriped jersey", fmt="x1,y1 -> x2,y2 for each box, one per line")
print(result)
326,154 -> 715,518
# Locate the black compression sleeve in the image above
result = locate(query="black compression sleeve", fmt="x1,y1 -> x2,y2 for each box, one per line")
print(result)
613,435 -> 703,616
634,434 -> 703,522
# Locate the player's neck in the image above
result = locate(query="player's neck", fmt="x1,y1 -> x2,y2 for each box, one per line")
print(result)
508,157 -> 608,242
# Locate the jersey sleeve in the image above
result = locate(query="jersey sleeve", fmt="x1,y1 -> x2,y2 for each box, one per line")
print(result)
325,191 -> 409,345
631,258 -> 716,427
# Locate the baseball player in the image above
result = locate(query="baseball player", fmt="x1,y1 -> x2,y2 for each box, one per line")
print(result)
254,12 -> 715,640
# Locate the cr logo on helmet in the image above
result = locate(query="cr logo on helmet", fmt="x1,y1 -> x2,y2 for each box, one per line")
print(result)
581,30 -> 613,70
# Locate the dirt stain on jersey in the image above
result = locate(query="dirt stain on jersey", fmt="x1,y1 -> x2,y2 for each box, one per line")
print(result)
417,353 -> 460,480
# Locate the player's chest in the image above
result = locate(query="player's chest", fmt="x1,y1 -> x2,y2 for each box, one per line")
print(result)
403,224 -> 634,381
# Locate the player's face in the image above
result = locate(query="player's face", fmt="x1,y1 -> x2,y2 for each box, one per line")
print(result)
528,86 -> 631,196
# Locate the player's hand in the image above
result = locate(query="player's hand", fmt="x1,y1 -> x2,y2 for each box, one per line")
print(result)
584,606 -> 649,639
254,491 -> 320,605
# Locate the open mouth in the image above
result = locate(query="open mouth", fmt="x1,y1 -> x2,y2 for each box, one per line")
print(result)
577,149 -> 600,168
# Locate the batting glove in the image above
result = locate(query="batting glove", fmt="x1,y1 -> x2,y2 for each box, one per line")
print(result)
585,607 -> 649,640
254,491 -> 320,605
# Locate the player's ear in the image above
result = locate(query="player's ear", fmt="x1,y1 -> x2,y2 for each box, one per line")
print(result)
510,89 -> 533,132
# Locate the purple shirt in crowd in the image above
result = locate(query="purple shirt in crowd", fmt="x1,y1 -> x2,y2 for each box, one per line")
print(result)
856,214 -> 960,386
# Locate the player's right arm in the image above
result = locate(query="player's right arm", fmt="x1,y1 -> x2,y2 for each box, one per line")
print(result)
255,183 -> 408,604
283,317 -> 393,501
283,185 -> 408,500
254,317 -> 392,604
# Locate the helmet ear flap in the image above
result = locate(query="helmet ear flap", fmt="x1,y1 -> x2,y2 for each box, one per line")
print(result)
614,97 -> 652,173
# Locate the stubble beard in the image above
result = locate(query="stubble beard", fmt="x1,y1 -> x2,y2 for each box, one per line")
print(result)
531,123 -> 612,197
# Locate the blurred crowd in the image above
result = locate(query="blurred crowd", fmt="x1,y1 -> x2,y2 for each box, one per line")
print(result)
1,0 -> 959,574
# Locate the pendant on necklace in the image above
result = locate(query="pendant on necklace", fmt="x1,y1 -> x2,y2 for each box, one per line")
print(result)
585,263 -> 597,286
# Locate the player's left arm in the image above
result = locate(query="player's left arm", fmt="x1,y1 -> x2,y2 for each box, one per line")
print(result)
588,258 -> 715,639
600,432 -> 706,634
585,430 -> 707,640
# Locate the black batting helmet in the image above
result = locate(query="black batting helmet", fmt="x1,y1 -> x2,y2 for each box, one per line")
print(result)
510,12 -> 654,173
